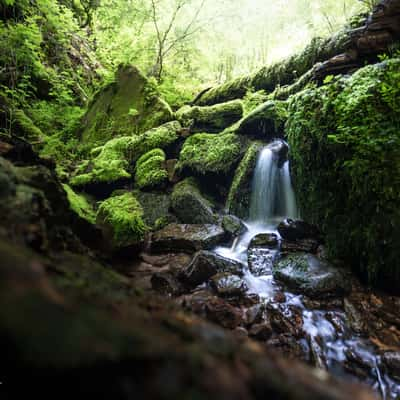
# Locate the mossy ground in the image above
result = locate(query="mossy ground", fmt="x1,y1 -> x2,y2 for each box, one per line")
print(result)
286,58 -> 400,288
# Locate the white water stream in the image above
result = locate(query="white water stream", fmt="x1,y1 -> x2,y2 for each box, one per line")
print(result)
214,140 -> 400,399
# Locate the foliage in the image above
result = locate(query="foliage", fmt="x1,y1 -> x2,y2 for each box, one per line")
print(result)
62,183 -> 96,224
134,148 -> 168,190
286,58 -> 400,288
177,132 -> 243,176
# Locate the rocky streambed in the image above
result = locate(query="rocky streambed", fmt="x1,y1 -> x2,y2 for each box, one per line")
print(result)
129,218 -> 400,399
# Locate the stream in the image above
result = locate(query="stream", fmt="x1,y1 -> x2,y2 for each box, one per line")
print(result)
214,140 -> 400,399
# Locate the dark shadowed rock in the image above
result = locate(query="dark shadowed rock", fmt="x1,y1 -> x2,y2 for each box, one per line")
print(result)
249,322 -> 273,341
151,272 -> 183,296
278,219 -> 322,242
221,214 -> 246,237
182,250 -> 243,287
273,253 -> 351,298
382,352 -> 400,380
281,238 -> 320,254
210,273 -> 248,297
249,233 -> 279,249
150,224 -> 226,254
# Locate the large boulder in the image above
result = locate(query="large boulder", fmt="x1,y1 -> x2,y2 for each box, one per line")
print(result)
278,219 -> 322,242
176,132 -> 246,177
176,100 -> 243,133
273,253 -> 351,298
182,250 -> 243,287
236,100 -> 287,138
80,65 -> 173,145
150,224 -> 226,254
134,148 -> 168,190
171,178 -> 217,224
96,192 -> 148,250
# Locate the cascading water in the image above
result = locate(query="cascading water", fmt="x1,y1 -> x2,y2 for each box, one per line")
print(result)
215,139 -> 400,399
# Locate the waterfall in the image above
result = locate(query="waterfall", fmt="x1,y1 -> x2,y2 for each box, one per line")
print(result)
249,140 -> 298,224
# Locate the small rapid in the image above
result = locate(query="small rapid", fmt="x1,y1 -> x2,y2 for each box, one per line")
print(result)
215,140 -> 400,399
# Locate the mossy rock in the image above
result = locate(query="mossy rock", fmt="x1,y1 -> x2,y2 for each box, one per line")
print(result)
134,148 -> 168,190
236,100 -> 287,138
286,58 -> 400,290
176,132 -> 244,177
176,100 -> 243,133
171,178 -> 217,224
96,192 -> 148,249
13,109 -> 44,144
62,184 -> 96,224
80,65 -> 173,145
71,121 -> 182,188
226,141 -> 263,219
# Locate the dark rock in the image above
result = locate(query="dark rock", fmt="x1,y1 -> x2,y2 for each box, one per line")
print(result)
151,272 -> 183,296
245,304 -> 265,326
210,273 -> 248,298
205,297 -> 244,329
249,322 -> 273,341
278,219 -> 322,242
182,250 -> 243,287
266,302 -> 304,337
248,247 -> 276,276
221,214 -> 246,237
171,178 -> 216,224
273,253 -> 351,298
382,352 -> 400,379
281,238 -> 319,254
249,233 -> 279,248
233,326 -> 248,339
150,224 -> 226,254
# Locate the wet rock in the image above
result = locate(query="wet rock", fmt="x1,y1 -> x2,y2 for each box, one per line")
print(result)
151,272 -> 183,296
182,250 -> 243,287
245,304 -> 265,326
266,302 -> 304,337
248,247 -> 276,276
281,238 -> 319,254
150,224 -> 226,254
249,233 -> 279,248
309,336 -> 328,370
278,219 -> 322,242
273,253 -> 351,298
233,326 -> 248,339
210,273 -> 248,298
343,298 -> 367,334
221,214 -> 246,237
249,322 -> 273,341
267,334 -> 310,362
204,297 -> 243,329
382,352 -> 400,379
171,178 -> 217,224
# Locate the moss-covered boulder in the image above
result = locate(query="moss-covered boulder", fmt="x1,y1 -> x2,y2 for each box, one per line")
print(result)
71,121 -> 181,188
226,141 -> 263,219
80,65 -> 173,145
286,58 -> 400,290
236,100 -> 287,138
176,132 -> 244,177
62,184 -> 96,224
96,192 -> 148,249
171,178 -> 217,224
176,100 -> 243,133
134,148 -> 168,190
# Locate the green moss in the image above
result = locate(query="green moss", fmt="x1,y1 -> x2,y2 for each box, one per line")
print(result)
81,65 -> 173,145
177,132 -> 242,176
62,184 -> 96,224
226,141 -> 263,219
71,121 -> 181,187
286,58 -> 400,289
13,109 -> 44,143
236,100 -> 288,138
97,192 -> 148,246
134,148 -> 168,190
176,100 -> 243,133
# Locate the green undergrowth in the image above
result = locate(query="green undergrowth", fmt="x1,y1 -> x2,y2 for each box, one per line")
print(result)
287,58 -> 400,288
62,184 -> 96,224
